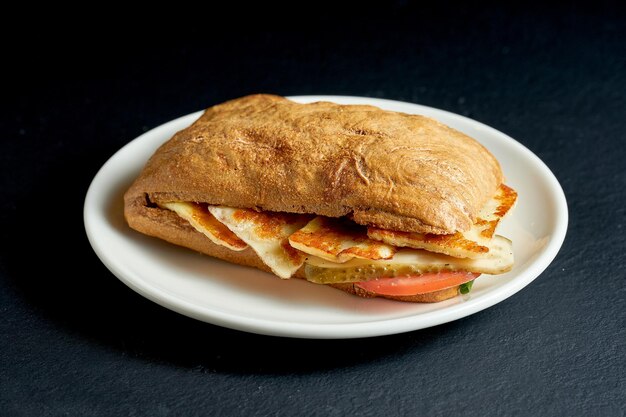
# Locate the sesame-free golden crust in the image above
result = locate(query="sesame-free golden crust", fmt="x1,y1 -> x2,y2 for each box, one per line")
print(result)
124,197 -> 459,303
125,94 -> 502,234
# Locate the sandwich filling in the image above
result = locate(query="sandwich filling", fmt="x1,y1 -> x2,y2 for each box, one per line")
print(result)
158,184 -> 516,296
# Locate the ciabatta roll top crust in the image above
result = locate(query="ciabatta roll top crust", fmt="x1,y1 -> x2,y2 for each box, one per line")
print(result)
125,94 -> 502,235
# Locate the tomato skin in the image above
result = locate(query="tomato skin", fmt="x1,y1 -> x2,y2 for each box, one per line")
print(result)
355,272 -> 480,296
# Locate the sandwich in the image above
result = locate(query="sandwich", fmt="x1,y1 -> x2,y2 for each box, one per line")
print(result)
124,94 -> 516,303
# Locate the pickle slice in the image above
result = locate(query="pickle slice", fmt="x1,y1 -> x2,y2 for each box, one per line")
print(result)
304,263 -> 449,284
304,239 -> 514,284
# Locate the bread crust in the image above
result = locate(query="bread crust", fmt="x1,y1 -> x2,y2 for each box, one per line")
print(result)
125,197 -> 460,303
125,94 -> 502,234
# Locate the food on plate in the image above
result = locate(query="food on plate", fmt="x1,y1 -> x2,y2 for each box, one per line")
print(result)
124,94 -> 516,303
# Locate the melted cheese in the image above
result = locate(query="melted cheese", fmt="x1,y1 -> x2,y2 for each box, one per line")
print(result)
368,184 -> 517,259
288,216 -> 396,263
160,202 -> 248,251
208,206 -> 310,279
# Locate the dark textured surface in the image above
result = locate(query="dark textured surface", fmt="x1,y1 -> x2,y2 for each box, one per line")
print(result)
2,3 -> 625,416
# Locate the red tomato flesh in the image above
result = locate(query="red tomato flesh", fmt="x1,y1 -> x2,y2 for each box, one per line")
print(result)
355,272 -> 480,296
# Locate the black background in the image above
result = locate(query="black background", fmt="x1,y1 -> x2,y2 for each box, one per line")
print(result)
2,2 -> 625,416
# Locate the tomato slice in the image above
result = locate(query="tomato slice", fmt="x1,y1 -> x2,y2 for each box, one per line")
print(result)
355,272 -> 480,296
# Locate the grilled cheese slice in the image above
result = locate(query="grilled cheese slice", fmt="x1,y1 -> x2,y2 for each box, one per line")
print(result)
368,184 -> 517,259
159,202 -> 248,251
208,206 -> 311,279
288,216 -> 396,263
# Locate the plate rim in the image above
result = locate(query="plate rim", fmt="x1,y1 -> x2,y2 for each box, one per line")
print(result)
84,95 -> 568,339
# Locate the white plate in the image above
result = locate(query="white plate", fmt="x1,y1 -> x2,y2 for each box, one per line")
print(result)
84,96 -> 568,339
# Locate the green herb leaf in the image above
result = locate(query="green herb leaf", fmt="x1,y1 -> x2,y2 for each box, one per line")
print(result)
459,280 -> 474,295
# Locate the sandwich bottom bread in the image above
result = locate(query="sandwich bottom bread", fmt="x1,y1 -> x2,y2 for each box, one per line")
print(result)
124,95 -> 517,303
